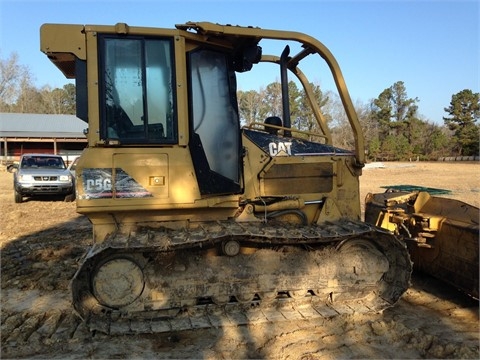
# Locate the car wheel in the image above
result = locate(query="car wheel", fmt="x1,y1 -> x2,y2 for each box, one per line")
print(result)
14,190 -> 23,203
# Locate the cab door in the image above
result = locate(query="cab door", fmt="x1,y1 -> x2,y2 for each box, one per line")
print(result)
188,49 -> 242,195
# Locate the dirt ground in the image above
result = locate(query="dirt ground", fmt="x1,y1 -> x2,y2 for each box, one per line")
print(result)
1,161 -> 479,359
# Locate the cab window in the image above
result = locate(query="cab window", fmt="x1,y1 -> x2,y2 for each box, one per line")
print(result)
99,36 -> 177,143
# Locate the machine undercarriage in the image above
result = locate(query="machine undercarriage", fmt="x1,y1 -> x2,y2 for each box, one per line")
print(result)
72,219 -> 412,334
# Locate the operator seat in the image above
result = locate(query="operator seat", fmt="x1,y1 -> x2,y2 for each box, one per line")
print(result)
264,116 -> 282,135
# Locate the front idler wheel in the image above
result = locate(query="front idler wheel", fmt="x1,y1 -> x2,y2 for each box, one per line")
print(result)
91,256 -> 145,309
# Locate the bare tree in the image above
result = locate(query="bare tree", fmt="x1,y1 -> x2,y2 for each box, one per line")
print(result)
39,84 -> 76,115
0,52 -> 35,111
238,89 -> 264,126
262,82 -> 283,118
322,91 -> 353,148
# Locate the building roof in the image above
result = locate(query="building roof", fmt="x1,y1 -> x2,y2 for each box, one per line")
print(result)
0,113 -> 87,138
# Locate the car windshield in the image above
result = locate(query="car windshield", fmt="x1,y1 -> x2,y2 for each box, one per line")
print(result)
21,156 -> 66,169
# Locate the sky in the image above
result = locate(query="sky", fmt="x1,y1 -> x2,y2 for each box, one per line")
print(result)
0,0 -> 478,124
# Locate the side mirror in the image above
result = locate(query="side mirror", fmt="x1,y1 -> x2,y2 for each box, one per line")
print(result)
7,163 -> 19,173
233,43 -> 262,72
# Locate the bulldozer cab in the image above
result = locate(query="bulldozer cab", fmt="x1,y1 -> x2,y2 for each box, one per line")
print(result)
41,22 -> 365,198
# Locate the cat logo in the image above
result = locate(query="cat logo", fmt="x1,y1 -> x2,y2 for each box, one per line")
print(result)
269,141 -> 292,157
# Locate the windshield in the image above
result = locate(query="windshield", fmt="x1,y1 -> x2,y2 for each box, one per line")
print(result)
21,156 -> 66,169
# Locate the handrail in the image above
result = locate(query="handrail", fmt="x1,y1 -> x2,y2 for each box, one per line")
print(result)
245,122 -> 329,141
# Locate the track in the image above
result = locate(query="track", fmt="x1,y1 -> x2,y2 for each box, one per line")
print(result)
91,296 -> 391,335
70,219 -> 412,335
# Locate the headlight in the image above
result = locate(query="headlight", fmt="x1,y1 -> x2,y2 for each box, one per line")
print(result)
19,174 -> 33,181
60,175 -> 72,181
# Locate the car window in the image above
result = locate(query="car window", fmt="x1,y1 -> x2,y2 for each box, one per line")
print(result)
21,157 -> 37,168
20,156 -> 66,169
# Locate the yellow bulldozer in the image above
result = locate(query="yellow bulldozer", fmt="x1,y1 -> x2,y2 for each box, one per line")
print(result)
40,22 -> 412,334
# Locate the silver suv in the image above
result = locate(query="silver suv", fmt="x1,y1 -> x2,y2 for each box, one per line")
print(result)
9,154 -> 74,203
